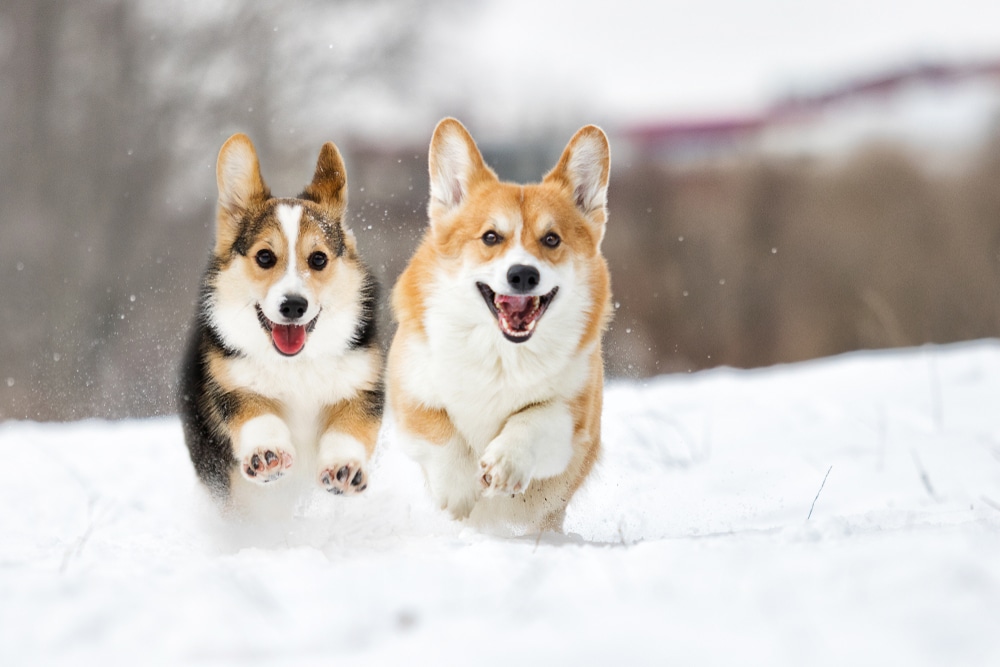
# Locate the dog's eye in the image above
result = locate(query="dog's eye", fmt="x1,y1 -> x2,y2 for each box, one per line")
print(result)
542,232 -> 561,248
308,251 -> 328,271
255,249 -> 276,269
482,231 -> 502,247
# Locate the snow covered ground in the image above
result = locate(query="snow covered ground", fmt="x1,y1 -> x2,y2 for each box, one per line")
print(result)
3,341 -> 1000,666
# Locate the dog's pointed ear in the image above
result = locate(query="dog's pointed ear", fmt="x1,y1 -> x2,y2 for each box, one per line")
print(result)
217,133 -> 269,214
301,141 -> 348,214
428,118 -> 497,223
215,134 -> 269,251
544,125 -> 611,227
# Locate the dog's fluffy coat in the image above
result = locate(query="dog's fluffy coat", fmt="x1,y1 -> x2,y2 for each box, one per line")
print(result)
179,134 -> 382,513
388,119 -> 612,535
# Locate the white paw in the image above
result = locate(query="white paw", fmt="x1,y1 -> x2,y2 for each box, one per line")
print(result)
317,433 -> 370,496
436,487 -> 477,519
318,460 -> 368,495
479,445 -> 532,497
236,414 -> 295,485
241,446 -> 294,484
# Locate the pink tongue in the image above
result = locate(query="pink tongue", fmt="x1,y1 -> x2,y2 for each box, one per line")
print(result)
495,295 -> 535,330
271,324 -> 307,355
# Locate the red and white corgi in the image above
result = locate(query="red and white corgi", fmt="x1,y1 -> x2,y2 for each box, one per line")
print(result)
179,134 -> 383,514
388,119 -> 612,535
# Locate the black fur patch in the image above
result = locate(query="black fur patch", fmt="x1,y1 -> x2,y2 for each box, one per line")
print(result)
358,381 -> 386,419
179,194 -> 379,503
349,270 -> 379,349
215,391 -> 242,423
231,199 -> 347,259
231,207 -> 274,258
296,188 -> 320,204
302,208 -> 346,257
177,318 -> 237,499
177,254 -> 254,499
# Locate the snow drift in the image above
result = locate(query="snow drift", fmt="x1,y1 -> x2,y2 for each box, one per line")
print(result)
3,341 -> 1000,666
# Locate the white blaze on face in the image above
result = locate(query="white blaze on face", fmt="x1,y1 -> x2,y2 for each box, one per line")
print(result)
263,203 -> 307,322
277,203 -> 301,277
487,244 -> 542,294
477,214 -> 558,298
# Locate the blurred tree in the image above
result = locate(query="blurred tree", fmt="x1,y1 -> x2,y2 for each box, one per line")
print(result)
2,0 -> 997,421
0,0 -> 460,420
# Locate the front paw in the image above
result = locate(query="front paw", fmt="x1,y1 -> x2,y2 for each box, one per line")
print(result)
437,488 -> 476,519
319,461 -> 367,495
241,447 -> 294,484
479,449 -> 532,497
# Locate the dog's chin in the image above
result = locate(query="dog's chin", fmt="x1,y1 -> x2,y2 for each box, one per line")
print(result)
476,283 -> 558,344
255,304 -> 319,357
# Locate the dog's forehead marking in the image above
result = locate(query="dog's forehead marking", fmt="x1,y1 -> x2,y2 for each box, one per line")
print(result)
514,198 -> 554,256
295,202 -> 346,256
497,242 -> 537,269
489,201 -> 522,238
275,203 -> 302,274
527,210 -> 556,233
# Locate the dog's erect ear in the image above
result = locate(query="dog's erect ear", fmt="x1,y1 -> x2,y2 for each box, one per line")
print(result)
216,133 -> 269,215
544,125 -> 611,229
301,141 -> 348,214
428,118 -> 497,223
215,134 -> 269,252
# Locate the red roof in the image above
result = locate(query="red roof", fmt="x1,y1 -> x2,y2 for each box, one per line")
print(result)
625,58 -> 1000,147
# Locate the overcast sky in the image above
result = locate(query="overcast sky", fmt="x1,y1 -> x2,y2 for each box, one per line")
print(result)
423,0 -> 1000,132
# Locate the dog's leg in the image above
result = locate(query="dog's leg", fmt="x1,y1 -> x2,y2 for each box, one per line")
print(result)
392,394 -> 479,518
316,391 -> 381,495
234,410 -> 296,485
411,433 -> 481,519
317,433 -> 369,495
479,400 -> 574,497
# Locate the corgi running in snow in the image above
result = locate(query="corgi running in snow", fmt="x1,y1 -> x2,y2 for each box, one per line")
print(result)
179,134 -> 382,512
388,119 -> 612,534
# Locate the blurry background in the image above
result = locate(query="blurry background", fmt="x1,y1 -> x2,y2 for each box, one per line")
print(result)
2,0 -> 1000,421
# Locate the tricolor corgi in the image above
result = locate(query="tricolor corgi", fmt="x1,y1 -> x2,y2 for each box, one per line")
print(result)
388,119 -> 612,535
179,134 -> 383,514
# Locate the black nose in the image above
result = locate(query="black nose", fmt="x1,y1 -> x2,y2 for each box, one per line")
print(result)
507,264 -> 540,293
279,295 -> 308,320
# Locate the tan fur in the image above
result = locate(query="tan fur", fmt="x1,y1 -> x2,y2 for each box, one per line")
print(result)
386,365 -> 456,445
320,396 -> 381,457
567,347 -> 605,492
180,133 -> 383,504
391,184 -> 609,339
388,118 -> 612,534
214,134 -> 270,256
226,394 -> 282,444
213,136 -> 353,308
204,345 -> 283,439
302,143 -> 348,207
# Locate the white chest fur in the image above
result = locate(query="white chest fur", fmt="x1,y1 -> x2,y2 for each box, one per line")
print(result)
400,291 -> 593,454
227,348 -> 376,445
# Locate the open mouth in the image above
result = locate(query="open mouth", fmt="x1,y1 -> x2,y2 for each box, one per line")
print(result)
255,305 -> 319,356
476,283 -> 558,343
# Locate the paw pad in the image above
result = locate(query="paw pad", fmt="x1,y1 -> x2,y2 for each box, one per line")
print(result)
241,447 -> 293,484
319,462 -> 367,495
